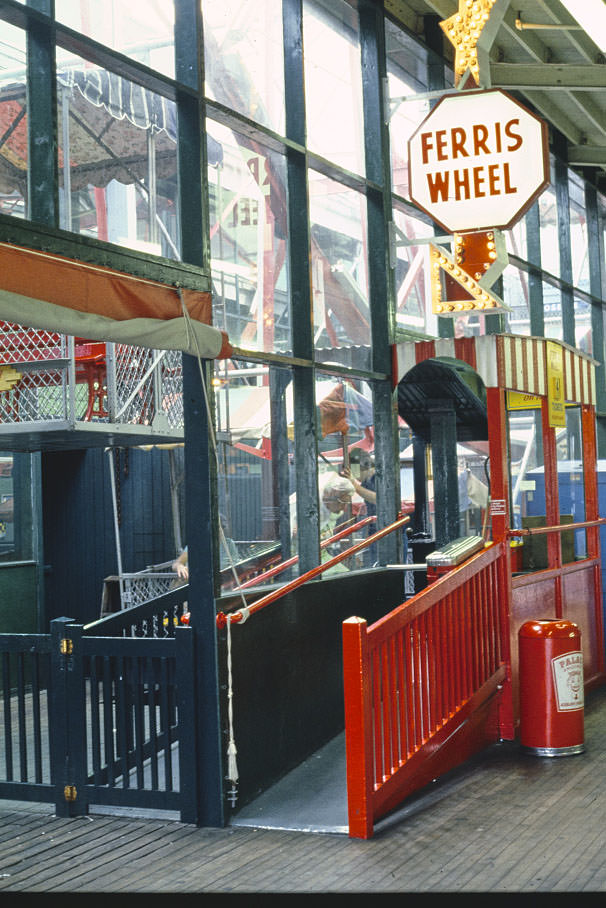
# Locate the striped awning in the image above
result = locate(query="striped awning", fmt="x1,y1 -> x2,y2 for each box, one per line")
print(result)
393,334 -> 597,407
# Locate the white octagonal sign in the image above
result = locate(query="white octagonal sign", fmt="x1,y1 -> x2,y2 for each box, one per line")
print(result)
408,88 -> 549,234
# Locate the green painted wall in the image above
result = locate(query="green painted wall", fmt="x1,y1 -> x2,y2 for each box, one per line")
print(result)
0,564 -> 38,633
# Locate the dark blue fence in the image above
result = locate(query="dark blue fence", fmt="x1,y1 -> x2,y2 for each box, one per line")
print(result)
0,591 -> 195,819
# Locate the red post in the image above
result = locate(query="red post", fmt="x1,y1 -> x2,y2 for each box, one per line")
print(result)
342,617 -> 374,839
485,387 -> 509,543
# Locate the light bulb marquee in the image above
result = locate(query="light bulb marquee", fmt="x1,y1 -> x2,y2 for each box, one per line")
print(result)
430,233 -> 509,316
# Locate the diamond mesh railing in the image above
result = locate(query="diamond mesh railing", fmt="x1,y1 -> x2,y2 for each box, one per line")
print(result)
0,322 -> 184,431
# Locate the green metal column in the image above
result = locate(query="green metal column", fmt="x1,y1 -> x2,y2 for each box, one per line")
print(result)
553,133 -> 575,347
175,0 -> 224,828
283,0 -> 321,574
359,0 -> 399,564
424,15 -> 454,342
585,175 -> 606,456
429,401 -> 459,548
526,201 -> 546,338
26,0 -> 57,225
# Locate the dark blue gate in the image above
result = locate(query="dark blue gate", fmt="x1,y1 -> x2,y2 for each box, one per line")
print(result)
0,590 -> 195,820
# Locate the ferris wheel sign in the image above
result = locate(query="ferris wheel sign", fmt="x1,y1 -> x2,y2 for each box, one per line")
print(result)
407,89 -> 550,234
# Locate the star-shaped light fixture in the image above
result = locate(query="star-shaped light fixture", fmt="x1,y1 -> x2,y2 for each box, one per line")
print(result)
440,0 -> 500,87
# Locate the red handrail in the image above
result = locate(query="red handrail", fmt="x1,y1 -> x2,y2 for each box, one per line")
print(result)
235,515 -> 377,590
215,515 -> 410,629
508,518 -> 606,536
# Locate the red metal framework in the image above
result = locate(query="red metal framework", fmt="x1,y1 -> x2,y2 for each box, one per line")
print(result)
343,540 -> 510,839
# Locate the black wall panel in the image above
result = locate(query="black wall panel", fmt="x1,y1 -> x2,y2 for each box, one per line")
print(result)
41,447 -> 178,625
218,568 -> 406,814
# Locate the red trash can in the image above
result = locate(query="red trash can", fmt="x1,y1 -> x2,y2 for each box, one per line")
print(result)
518,619 -> 584,757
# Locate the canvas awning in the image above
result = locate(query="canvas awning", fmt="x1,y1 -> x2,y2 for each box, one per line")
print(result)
0,242 -> 231,358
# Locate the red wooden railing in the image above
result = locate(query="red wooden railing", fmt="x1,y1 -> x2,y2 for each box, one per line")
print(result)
343,539 -> 510,839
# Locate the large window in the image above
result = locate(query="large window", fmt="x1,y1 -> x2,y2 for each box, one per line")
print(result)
55,54 -> 179,256
309,170 -> 370,367
385,18 -> 429,201
303,0 -> 364,176
213,360 -> 296,592
207,121 -> 290,354
0,22 -> 27,219
392,207 -> 435,338
55,0 -> 175,77
203,0 -> 286,135
0,453 -> 33,563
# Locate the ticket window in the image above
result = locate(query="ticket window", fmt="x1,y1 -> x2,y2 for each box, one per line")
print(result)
555,406 -> 587,563
508,406 -> 544,571
508,401 -> 589,572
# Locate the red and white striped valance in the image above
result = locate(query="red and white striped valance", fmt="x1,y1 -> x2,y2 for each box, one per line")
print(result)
393,334 -> 596,406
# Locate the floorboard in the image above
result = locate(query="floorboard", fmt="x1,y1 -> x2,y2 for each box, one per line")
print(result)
0,686 -> 605,892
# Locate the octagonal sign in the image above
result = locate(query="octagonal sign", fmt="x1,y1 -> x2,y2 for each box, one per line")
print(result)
408,88 -> 549,234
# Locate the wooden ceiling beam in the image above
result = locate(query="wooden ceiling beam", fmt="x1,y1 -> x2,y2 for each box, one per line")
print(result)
489,63 -> 606,90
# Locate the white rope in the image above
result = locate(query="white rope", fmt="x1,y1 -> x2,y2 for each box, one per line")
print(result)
225,614 -> 239,803
178,288 -> 248,804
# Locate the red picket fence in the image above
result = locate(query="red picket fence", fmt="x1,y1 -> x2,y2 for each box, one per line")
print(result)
343,540 -> 511,838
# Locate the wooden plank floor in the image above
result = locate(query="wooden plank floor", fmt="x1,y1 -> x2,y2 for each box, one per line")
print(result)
1,685 -> 606,892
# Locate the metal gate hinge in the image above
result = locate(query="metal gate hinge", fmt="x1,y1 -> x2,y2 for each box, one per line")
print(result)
64,785 -> 77,802
60,638 -> 73,655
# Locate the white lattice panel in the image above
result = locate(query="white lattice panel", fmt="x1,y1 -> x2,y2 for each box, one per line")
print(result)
0,321 -> 185,434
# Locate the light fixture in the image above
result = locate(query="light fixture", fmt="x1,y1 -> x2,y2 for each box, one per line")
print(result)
440,0 -> 498,85
429,242 -> 509,315
562,1 -> 606,52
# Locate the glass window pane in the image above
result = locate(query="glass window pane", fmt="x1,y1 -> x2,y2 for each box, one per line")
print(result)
202,0 -> 285,135
393,208 -> 435,337
385,19 -> 429,200
316,374 -> 375,572
56,55 -> 179,257
508,406 -> 546,571
0,452 -> 33,563
208,120 -> 290,354
55,1 -> 175,78
303,0 -> 364,176
538,175 -> 558,277
503,264 -> 531,336
214,360 -> 296,592
309,170 -> 370,368
543,282 -> 563,340
505,215 -> 526,261
569,171 -> 589,292
0,22 -> 27,219
556,406 -> 586,563
600,190 -> 606,282
575,296 -> 592,353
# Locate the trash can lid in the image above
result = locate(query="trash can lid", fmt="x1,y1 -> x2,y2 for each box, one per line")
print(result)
519,618 -> 580,639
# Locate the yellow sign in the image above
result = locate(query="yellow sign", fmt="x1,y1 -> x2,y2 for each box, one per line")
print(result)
546,341 -> 566,427
507,391 -> 542,410
0,366 -> 22,391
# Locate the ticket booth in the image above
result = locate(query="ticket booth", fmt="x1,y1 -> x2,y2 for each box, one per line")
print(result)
394,334 -> 606,725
